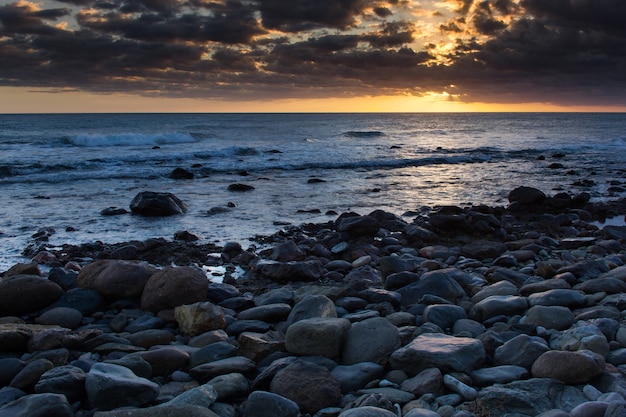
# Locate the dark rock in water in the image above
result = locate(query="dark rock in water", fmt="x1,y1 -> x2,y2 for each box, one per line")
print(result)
0,275 -> 64,316
207,206 -> 232,215
508,186 -> 547,205
0,393 -> 74,417
130,191 -> 188,216
307,178 -> 326,183
170,168 -> 194,180
101,206 -> 128,216
228,183 -> 255,192
174,230 -> 200,241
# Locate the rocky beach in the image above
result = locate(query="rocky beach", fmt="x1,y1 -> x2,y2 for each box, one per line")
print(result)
2,186 -> 626,417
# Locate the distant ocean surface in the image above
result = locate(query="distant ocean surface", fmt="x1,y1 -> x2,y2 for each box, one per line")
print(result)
1,112 -> 625,272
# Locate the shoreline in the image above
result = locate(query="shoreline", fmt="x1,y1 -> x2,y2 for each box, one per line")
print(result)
1,187 -> 626,416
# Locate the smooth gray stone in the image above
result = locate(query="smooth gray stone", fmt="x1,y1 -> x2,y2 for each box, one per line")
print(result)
237,303 -> 292,322
243,391 -> 299,417
331,362 -> 385,393
527,289 -> 586,308
470,365 -> 529,386
33,365 -> 86,403
342,317 -> 401,365
286,295 -> 337,326
86,362 -> 159,411
94,405 -> 220,417
338,406 -> 397,417
0,393 -> 73,417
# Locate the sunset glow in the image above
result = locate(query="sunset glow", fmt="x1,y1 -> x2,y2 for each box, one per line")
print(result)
1,0 -> 626,112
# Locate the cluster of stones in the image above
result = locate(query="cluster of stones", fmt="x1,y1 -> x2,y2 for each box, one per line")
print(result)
2,187 -> 626,417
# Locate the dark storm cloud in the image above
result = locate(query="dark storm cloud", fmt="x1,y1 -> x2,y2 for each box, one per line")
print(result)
1,0 -> 626,105
257,0 -> 369,32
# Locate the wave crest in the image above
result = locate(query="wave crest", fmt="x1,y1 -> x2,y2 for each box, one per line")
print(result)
65,132 -> 197,147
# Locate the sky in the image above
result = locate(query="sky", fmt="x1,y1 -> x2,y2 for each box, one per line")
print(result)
1,0 -> 626,112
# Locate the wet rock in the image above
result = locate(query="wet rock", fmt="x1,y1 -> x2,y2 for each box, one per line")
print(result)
254,260 -> 324,282
523,305 -> 574,330
470,365 -> 529,386
331,362 -> 385,393
390,334 -> 485,375
175,302 -> 226,337
0,393 -> 74,417
141,266 -> 209,312
170,167 -> 194,180
469,295 -> 528,322
508,186 -> 547,205
527,289 -> 587,308
243,391 -> 299,417
342,317 -> 401,365
190,341 -> 238,368
396,269 -> 466,307
493,334 -> 550,369
0,276 -> 64,316
237,303 -> 292,322
337,215 -> 381,236
130,191 -> 188,216
190,356 -> 256,382
338,406 -> 398,417
285,317 -> 351,358
130,347 -> 190,377
85,362 -> 159,410
531,350 -> 606,384
422,304 -> 467,331
77,260 -> 157,300
270,360 -> 342,414
34,365 -> 86,403
228,183 -> 255,192
286,295 -> 336,326
399,367 -> 444,397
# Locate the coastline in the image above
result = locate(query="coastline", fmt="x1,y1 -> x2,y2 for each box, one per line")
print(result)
1,187 -> 626,416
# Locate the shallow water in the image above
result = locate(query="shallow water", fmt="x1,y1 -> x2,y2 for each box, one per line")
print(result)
1,113 -> 625,272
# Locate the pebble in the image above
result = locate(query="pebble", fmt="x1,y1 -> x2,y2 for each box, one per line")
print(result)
0,187 -> 626,417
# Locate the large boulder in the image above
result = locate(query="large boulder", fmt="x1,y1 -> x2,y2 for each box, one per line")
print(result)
531,350 -> 606,384
389,333 -> 485,375
141,266 -> 209,312
342,317 -> 401,365
285,317 -> 351,358
77,260 -> 157,300
270,360 -> 342,414
0,393 -> 74,417
508,186 -> 546,205
85,363 -> 159,410
0,275 -> 64,316
130,191 -> 188,216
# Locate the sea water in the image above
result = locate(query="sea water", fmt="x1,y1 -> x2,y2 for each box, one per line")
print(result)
1,113 -> 625,271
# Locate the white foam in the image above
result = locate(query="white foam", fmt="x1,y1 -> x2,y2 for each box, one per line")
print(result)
69,132 -> 197,147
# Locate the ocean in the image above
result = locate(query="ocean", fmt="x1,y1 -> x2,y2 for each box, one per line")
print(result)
1,112 -> 625,272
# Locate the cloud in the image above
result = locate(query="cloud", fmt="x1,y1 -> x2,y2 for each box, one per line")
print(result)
0,0 -> 625,106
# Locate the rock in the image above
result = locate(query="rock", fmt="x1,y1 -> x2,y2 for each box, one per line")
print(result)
33,365 -> 86,403
556,259 -> 610,281
342,317 -> 401,365
50,288 -> 105,315
94,405 -> 220,417
106,356 -> 152,379
470,365 -> 530,386
396,268 -> 466,307
130,347 -> 190,377
461,240 -> 507,260
228,183 -> 255,192
205,372 -> 249,399
523,305 -> 574,330
0,387 -> 25,408
469,295 -> 528,322
338,406 -> 398,417
0,393 -> 73,417
4,262 -> 40,277
269,240 -> 305,262
126,329 -> 175,348
423,304 -> 467,331
190,356 -> 256,382
549,323 -> 610,357
238,331 -> 285,362
161,382 -> 217,407
170,167 -> 194,180
531,350 -> 606,384
141,266 -> 209,312
254,260 -> 324,282
389,334 -> 485,375
243,391 -> 299,417
472,378 -> 584,416
0,275 -> 64,316
569,401 -> 609,417
508,186 -> 546,205
175,302 -> 226,336
10,359 -> 54,390
85,362 -> 159,410
494,334 -> 550,369
527,289 -> 586,308
443,374 -> 478,400
337,215 -> 381,236
237,303 -> 292,322
399,367 -> 444,397
574,277 -> 626,294
130,191 -> 188,216
190,341 -> 238,368
77,260 -> 157,300
330,362 -> 385,393
471,280 -> 519,304
0,358 -> 24,386
285,317 -> 351,358
36,310 -> 82,333
286,295 -> 337,326
270,360 -> 342,414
